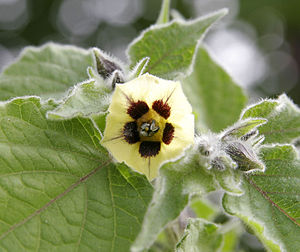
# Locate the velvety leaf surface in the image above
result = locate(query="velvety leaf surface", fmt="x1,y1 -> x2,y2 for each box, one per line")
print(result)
176,218 -> 223,252
213,163 -> 243,195
242,94 -> 300,144
190,198 -> 218,221
47,79 -> 111,120
128,57 -> 150,80
127,9 -> 227,80
0,97 -> 153,251
0,43 -> 93,101
221,118 -> 267,140
156,0 -> 170,25
223,145 -> 300,252
131,154 -> 218,252
182,47 -> 247,132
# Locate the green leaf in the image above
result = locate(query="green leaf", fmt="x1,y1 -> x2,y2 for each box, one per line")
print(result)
47,79 -> 111,120
156,0 -> 170,25
182,47 -> 247,132
91,112 -> 108,135
0,97 -> 153,251
221,228 -> 240,252
221,118 -> 267,141
242,94 -> 300,144
131,154 -> 218,252
0,43 -> 93,101
223,145 -> 300,251
128,57 -> 150,80
127,9 -> 227,80
190,197 -> 218,221
175,218 -> 223,252
212,157 -> 243,195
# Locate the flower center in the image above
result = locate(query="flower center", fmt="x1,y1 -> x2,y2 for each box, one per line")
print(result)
140,120 -> 160,137
137,110 -> 164,142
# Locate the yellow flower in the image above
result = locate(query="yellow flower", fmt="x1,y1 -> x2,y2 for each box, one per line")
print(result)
101,73 -> 194,180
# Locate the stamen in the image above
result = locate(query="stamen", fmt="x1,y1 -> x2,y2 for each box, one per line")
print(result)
140,120 -> 160,137
139,141 -> 161,157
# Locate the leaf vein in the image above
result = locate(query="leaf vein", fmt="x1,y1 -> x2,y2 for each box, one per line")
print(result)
0,160 -> 111,240
246,175 -> 300,227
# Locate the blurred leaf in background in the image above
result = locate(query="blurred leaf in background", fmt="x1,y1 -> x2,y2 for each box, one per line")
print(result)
0,0 -> 299,108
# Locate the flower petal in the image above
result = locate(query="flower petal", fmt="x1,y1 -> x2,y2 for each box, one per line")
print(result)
101,73 -> 195,180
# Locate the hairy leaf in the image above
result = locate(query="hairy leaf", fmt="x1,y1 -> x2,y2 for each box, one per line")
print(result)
131,154 -> 218,252
176,218 -> 223,252
128,57 -> 150,80
213,158 -> 243,195
223,145 -> 300,251
0,97 -> 153,251
242,94 -> 300,144
0,43 -> 93,101
156,0 -> 170,24
190,198 -> 218,221
182,47 -> 247,132
128,9 -> 227,80
47,79 -> 111,120
221,118 -> 267,141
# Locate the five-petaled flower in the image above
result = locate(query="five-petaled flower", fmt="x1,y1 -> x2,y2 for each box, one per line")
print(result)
101,73 -> 194,180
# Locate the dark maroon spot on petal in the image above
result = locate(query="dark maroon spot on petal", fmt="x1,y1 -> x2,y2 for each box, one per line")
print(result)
162,123 -> 175,145
123,122 -> 140,144
127,101 -> 149,119
152,100 -> 171,119
139,141 -> 161,158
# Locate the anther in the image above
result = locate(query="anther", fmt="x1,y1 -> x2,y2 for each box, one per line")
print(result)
140,120 -> 160,137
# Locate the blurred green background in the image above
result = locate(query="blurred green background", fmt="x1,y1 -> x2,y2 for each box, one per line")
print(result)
0,0 -> 299,105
